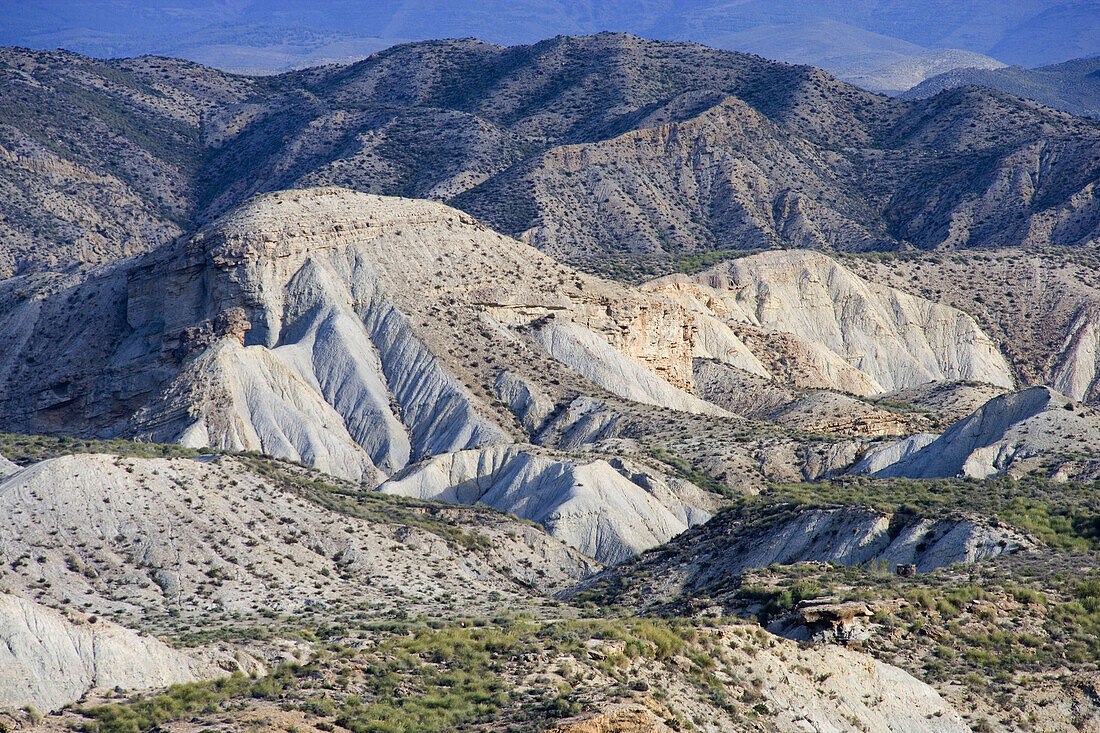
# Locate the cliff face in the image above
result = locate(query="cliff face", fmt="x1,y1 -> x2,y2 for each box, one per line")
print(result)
379,446 -> 715,564
646,249 -> 1016,395
0,188 -> 1044,583
571,504 -> 1031,608
1,188 -> 1013,483
862,386 -> 1100,479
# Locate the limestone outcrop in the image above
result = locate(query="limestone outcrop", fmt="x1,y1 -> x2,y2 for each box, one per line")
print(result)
646,250 -> 1016,395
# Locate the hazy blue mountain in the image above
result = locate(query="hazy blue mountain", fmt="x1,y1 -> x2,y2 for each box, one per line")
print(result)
3,1 -> 1099,73
706,20 -> 1005,92
904,55 -> 1100,117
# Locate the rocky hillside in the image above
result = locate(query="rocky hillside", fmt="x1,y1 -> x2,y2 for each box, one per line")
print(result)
574,471 -> 1100,731
0,201 -> 1096,732
0,442 -> 984,731
0,188 -> 1025,491
4,34 -> 1100,733
3,35 -> 1100,278
842,247 -> 1100,400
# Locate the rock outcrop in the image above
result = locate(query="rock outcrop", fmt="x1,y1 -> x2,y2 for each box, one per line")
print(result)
867,386 -> 1100,479
850,433 -> 938,475
0,454 -> 19,477
0,592 -> 215,713
530,317 -> 730,417
1052,305 -> 1100,403
572,504 -> 1032,611
378,446 -> 712,564
646,250 -> 1016,395
0,188 -> 1017,491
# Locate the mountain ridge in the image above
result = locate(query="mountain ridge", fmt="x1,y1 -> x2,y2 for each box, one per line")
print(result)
3,35 -> 1100,281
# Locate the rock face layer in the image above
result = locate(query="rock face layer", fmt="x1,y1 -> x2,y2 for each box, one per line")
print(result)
0,190 -> 529,482
0,187 -> 1016,491
646,250 -> 1015,395
0,592 -> 214,713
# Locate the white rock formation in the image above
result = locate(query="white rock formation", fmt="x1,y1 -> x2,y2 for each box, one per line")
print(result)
0,188 -> 1021,501
869,386 -> 1100,479
531,317 -> 730,417
737,629 -> 971,733
379,446 -> 711,563
1052,305 -> 1100,402
646,249 -> 1015,394
0,592 -> 214,713
850,433 -> 938,474
705,507 -> 1028,576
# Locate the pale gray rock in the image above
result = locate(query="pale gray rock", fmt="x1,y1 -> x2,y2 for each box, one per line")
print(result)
0,592 -> 215,713
531,316 -> 731,417
379,446 -> 710,563
736,635 -> 971,733
160,338 -> 386,483
648,250 -> 1016,394
1,189 -> 513,483
871,386 -> 1100,479
535,396 -> 622,451
494,370 -> 554,435
0,453 -> 598,631
699,508 -> 1029,575
1052,305 -> 1100,402
850,434 -> 938,475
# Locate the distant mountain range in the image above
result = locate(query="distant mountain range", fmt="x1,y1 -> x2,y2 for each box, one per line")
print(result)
703,20 -> 1006,93
5,1 -> 1099,74
2,34 -> 1100,280
904,54 -> 1100,117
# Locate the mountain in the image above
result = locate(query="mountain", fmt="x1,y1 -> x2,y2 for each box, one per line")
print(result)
0,197 -> 1096,731
0,187 -> 1023,501
3,36 -> 1100,281
844,49 -> 1006,94
707,20 -> 1006,93
0,448 -> 979,731
904,55 -> 1100,118
4,1 -> 1097,72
